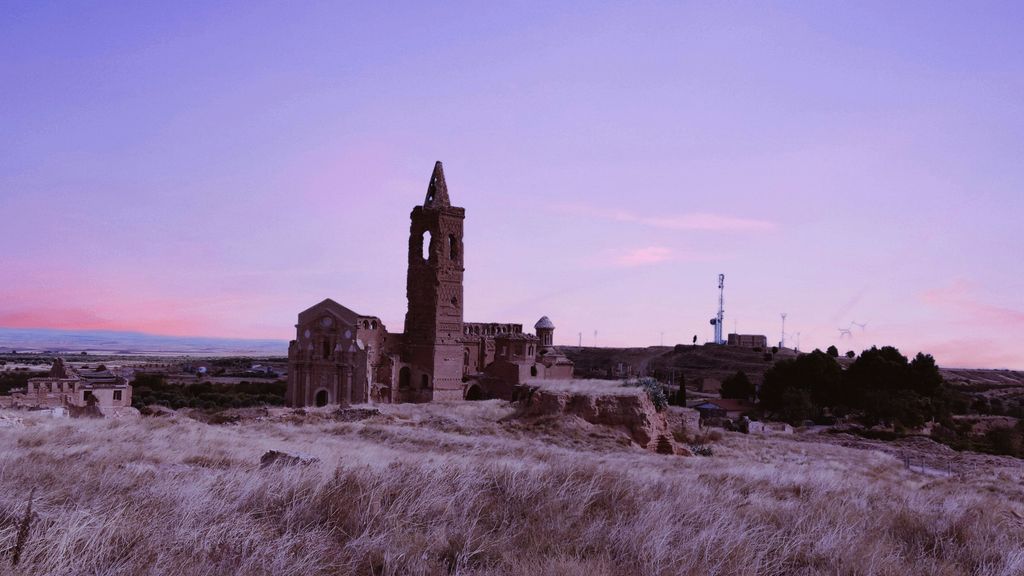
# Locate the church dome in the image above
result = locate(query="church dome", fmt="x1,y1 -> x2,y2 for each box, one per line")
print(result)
534,316 -> 555,330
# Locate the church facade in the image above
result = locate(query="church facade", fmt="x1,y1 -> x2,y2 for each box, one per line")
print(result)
287,162 -> 573,407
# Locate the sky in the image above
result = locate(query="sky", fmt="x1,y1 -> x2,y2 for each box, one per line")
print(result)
1,1 -> 1023,368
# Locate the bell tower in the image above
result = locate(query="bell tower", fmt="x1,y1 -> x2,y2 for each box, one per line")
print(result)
403,161 -> 466,400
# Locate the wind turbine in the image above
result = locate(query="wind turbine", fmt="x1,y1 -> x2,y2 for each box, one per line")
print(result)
852,321 -> 867,332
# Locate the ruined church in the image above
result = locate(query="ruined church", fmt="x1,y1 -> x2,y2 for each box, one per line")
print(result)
287,162 -> 573,407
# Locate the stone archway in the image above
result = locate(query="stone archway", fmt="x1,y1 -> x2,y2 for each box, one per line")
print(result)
465,384 -> 483,401
315,389 -> 329,407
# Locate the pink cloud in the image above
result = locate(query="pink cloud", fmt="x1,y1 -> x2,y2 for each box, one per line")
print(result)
611,246 -> 673,267
910,279 -> 1024,368
916,338 -> 1024,370
0,273 -> 288,339
921,279 -> 1024,328
553,203 -> 776,232
0,306 -> 208,337
626,213 -> 776,232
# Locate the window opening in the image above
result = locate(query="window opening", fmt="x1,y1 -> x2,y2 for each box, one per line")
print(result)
422,231 -> 432,261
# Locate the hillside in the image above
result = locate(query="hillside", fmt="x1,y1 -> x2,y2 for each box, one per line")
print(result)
565,344 -> 794,389
566,344 -> 1024,401
942,368 -> 1024,395
1,402 -> 1023,575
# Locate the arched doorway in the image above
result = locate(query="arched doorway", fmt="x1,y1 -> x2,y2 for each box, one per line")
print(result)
465,385 -> 483,401
399,367 -> 411,389
315,390 -> 329,407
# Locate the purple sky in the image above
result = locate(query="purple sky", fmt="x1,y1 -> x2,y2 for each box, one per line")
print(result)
2,2 -> 1022,368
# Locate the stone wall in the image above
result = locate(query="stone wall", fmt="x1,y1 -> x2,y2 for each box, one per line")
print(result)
665,406 -> 702,437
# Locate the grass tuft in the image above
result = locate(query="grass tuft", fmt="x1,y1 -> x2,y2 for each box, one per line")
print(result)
10,487 -> 34,566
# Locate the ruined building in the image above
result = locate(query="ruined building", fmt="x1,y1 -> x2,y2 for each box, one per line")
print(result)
287,162 -> 574,407
0,358 -> 135,417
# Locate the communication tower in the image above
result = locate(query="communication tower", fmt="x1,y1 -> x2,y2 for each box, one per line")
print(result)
708,274 -> 725,345
780,313 -> 787,349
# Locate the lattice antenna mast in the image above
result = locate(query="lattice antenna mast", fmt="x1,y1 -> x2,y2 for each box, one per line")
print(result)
718,274 -> 725,344
780,313 -> 787,349
708,274 -> 725,345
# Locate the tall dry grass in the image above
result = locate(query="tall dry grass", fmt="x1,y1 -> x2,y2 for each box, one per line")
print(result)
1,401 -> 1023,575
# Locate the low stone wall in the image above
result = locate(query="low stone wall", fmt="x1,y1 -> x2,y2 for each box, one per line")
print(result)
744,420 -> 794,435
98,406 -> 142,419
665,406 -> 702,436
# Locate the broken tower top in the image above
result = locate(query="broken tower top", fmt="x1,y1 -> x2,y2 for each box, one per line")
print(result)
49,357 -> 69,378
423,161 -> 450,209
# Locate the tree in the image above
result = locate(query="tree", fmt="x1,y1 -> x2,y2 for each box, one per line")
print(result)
845,350 -> 855,359
844,346 -> 948,429
721,370 -> 755,400
778,387 -> 816,424
908,352 -> 942,396
845,346 -> 909,395
759,349 -> 842,421
985,421 -> 1024,457
826,345 -> 839,357
676,373 -> 687,406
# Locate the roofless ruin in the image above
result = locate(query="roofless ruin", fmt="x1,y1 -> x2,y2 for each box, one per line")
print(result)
286,162 -> 573,407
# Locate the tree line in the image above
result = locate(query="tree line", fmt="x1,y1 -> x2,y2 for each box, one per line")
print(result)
714,345 -> 1024,458
755,346 -> 947,429
131,374 -> 286,411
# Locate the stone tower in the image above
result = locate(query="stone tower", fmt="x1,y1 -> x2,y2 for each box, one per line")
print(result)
535,316 -> 555,348
403,161 -> 466,400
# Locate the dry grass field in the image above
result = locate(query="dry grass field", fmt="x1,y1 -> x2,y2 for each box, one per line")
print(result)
2,401 -> 1024,576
